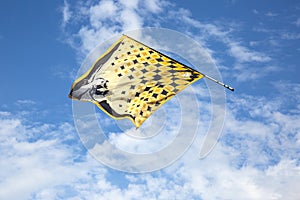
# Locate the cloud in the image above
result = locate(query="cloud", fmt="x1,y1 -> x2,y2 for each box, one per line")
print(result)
1,80 -> 300,199
89,0 -> 118,23
172,90 -> 300,199
0,113 -> 101,200
272,82 -> 300,111
171,9 -> 275,84
295,18 -> 300,27
253,24 -> 300,41
61,0 -> 72,28
62,0 -> 277,86
15,99 -> 36,106
175,9 -> 271,63
0,109 -> 199,199
105,90 -> 202,153
62,0 -> 168,56
253,9 -> 259,14
265,11 -> 278,17
170,7 -> 274,84
92,85 -> 299,198
231,64 -> 280,82
55,1 -> 300,199
226,93 -> 300,165
280,32 -> 300,40
143,0 -> 165,13
178,147 -> 300,199
228,42 -> 271,63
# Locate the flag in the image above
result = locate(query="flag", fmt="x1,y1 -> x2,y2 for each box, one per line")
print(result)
69,35 -> 203,128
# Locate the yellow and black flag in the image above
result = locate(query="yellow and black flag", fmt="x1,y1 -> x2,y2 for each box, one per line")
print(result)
69,35 -> 204,128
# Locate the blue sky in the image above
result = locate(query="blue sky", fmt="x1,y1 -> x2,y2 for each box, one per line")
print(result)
1,0 -> 300,199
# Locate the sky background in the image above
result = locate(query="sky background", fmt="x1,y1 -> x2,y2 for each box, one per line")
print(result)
1,0 -> 300,199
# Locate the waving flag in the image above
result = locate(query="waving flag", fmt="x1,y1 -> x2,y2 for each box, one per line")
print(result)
69,35 -> 204,128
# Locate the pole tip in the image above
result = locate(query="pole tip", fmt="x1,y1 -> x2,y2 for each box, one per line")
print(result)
225,85 -> 235,92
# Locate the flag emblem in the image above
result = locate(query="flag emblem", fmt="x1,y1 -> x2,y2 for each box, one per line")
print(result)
69,35 -> 203,128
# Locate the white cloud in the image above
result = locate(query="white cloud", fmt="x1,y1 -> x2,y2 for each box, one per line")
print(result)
272,82 -> 300,110
106,96 -> 187,154
61,0 -> 72,27
63,0 -> 168,55
173,7 -> 273,84
100,87 -> 298,198
231,63 -> 280,82
62,0 -> 276,86
0,111 -> 10,116
1,80 -> 300,199
179,148 -> 300,199
253,9 -> 259,14
265,11 -> 278,17
181,15 -> 274,83
172,91 -> 300,199
254,25 -> 300,41
178,11 -> 230,39
0,113 -> 104,200
280,32 -> 300,40
295,18 -> 300,27
143,0 -> 164,13
16,99 -> 36,106
228,42 -> 271,63
177,9 -> 271,62
89,0 -> 118,24
119,0 -> 139,9
56,1 -> 300,199
120,8 -> 143,31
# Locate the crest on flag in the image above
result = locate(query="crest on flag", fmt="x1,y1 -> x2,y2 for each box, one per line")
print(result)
69,35 -> 203,128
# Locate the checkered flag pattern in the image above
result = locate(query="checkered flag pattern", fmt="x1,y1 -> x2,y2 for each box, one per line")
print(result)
69,35 -> 203,128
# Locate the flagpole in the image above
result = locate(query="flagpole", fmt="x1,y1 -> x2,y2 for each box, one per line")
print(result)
202,74 -> 234,92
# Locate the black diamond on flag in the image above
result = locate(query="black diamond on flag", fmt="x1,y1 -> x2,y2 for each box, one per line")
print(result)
156,58 -> 163,62
161,90 -> 168,95
144,86 -> 151,91
130,67 -> 135,72
152,93 -> 158,98
154,69 -> 161,73
153,74 -> 161,80
143,62 -> 149,67
141,69 -> 148,74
